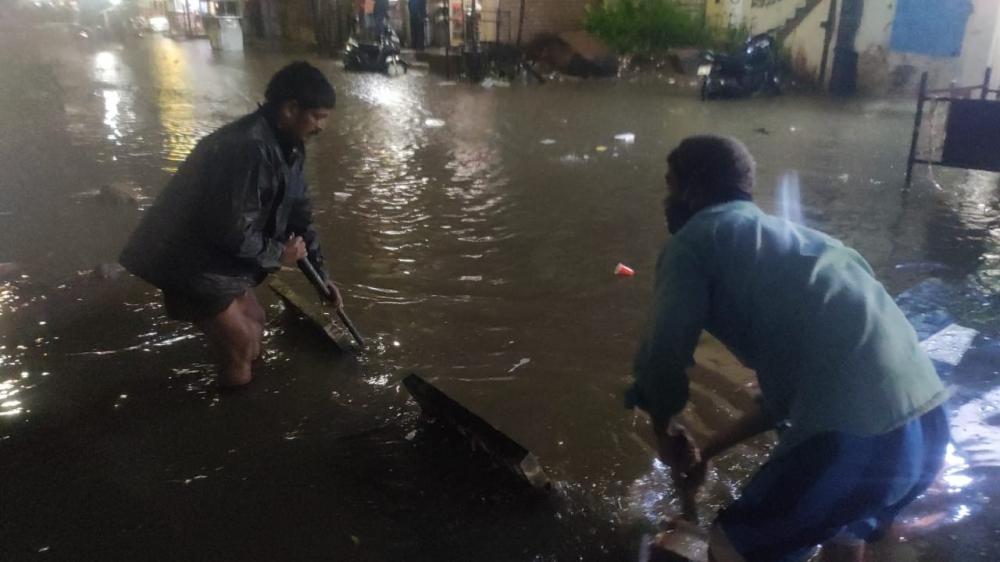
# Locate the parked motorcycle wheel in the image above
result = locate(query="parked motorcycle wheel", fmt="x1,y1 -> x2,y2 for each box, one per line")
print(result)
766,72 -> 783,95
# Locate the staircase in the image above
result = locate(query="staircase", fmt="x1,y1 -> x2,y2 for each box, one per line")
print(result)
747,0 -> 825,40
776,0 -> 825,40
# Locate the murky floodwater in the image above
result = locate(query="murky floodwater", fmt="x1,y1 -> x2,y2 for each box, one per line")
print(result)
2,19 -> 999,561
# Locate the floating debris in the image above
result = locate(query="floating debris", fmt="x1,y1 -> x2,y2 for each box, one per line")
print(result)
921,324 -> 978,367
424,118 -> 446,127
614,132 -> 635,143
403,373 -> 551,489
615,263 -> 635,277
507,358 -> 531,373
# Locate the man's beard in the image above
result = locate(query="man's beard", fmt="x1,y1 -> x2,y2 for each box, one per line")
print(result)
665,201 -> 694,235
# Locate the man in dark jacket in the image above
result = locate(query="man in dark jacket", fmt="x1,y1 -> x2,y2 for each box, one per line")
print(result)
120,62 -> 340,388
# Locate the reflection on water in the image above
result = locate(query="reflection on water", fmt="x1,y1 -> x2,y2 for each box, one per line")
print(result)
151,38 -> 199,172
92,50 -> 120,84
101,89 -> 121,141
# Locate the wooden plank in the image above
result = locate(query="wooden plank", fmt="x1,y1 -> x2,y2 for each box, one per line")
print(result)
402,373 -> 551,490
268,277 -> 356,351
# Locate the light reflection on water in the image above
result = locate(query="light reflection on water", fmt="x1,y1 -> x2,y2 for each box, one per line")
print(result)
151,37 -> 202,172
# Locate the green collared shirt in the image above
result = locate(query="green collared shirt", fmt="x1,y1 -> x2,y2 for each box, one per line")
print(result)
629,201 -> 948,451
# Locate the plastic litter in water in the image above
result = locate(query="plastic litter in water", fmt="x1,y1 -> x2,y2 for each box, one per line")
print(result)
596,145 -> 608,152
507,358 -> 531,373
615,263 -> 635,277
438,81 -> 457,87
540,139 -> 556,145
614,133 -> 636,143
424,118 -> 445,127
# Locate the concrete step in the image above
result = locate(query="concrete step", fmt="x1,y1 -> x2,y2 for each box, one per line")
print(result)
777,0 -> 825,40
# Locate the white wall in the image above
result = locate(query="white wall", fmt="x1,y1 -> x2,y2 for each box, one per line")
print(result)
854,0 -> 893,53
784,0 -> 833,82
706,0 -> 748,32
710,0 -> 1000,94
959,0 -> 1000,87
852,0 -> 987,94
748,0 -> 808,35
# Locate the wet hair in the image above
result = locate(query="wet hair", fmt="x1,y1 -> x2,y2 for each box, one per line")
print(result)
667,135 -> 755,203
264,61 -> 336,110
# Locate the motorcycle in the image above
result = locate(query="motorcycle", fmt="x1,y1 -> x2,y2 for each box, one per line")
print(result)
698,33 -> 782,100
343,20 -> 408,74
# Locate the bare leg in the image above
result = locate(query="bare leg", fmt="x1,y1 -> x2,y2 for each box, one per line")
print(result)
196,290 -> 264,387
236,290 -> 266,359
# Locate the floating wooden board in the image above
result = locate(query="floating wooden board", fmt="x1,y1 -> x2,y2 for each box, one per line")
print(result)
269,277 -> 356,351
403,373 -> 551,490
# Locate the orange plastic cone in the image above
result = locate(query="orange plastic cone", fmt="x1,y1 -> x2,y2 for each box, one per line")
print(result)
615,263 -> 635,277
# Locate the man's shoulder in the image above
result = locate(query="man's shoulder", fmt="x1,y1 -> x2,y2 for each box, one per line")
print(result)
203,112 -> 278,155
198,122 -> 282,168
674,201 -> 760,244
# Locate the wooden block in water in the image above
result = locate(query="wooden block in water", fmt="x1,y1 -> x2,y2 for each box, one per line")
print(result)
402,373 -> 551,490
269,277 -> 356,351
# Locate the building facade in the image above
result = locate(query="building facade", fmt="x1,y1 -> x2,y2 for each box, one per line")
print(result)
709,0 -> 1000,94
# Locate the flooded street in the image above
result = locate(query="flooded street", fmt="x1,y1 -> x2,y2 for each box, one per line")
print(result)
2,20 -> 1000,561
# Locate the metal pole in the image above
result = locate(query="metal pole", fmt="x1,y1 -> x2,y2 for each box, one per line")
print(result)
297,259 -> 366,349
904,72 -> 929,188
818,0 -> 838,87
981,67 -> 992,100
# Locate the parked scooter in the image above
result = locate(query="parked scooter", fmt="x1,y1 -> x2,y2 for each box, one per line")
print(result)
698,33 -> 782,100
343,19 -> 408,74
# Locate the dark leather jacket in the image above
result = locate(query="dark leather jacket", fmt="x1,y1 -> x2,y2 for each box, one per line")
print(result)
120,109 -> 326,297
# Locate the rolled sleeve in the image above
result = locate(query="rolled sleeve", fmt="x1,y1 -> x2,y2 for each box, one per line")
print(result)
629,239 -> 709,427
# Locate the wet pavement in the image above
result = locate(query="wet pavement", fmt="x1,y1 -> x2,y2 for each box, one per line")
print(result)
2,19 -> 1000,562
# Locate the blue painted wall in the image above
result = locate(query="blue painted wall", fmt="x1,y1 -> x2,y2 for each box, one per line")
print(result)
889,0 -> 973,57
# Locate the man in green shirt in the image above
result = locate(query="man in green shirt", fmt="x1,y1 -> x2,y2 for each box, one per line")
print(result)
628,136 -> 949,562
